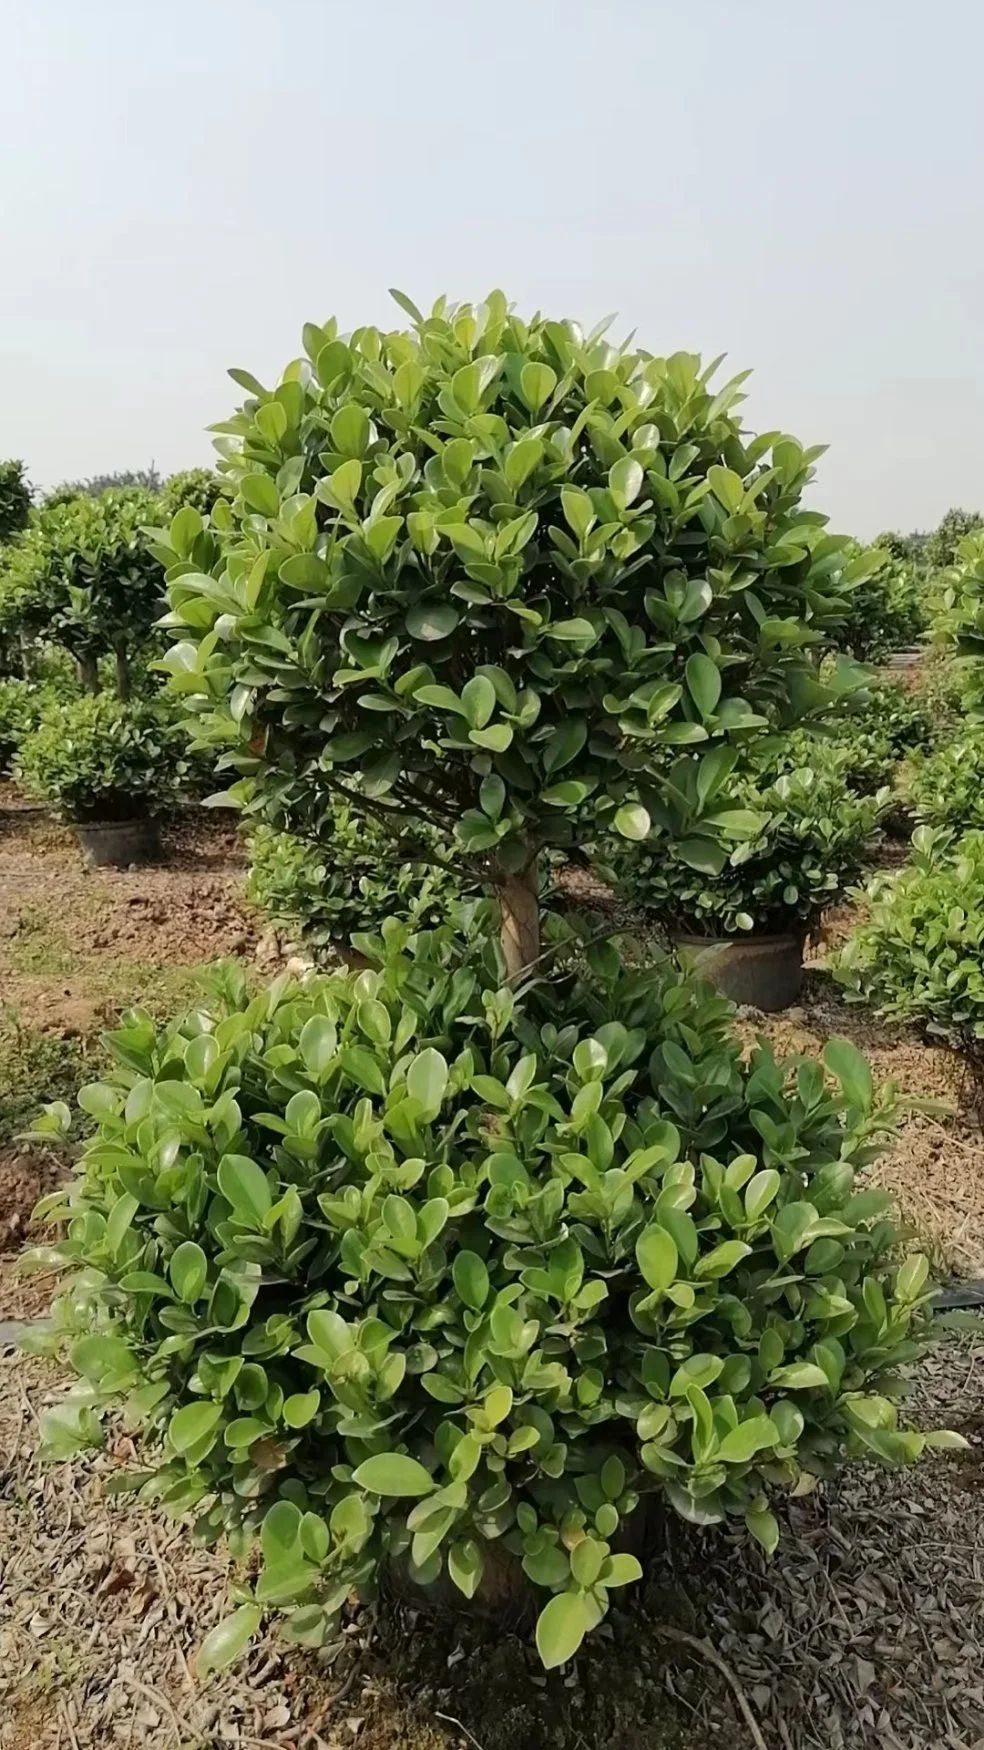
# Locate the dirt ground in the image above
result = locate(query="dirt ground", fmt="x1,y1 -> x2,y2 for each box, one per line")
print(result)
1,797 -> 983,1750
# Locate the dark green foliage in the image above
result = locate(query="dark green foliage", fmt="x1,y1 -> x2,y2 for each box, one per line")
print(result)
247,812 -> 466,951
611,743 -> 886,937
16,693 -> 190,822
0,459 -> 32,545
838,828 -> 984,1049
30,924 -> 951,1669
160,293 -> 871,918
925,508 -> 984,572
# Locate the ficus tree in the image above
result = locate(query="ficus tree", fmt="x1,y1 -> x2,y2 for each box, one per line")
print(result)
0,477 -> 213,697
161,291 -> 871,972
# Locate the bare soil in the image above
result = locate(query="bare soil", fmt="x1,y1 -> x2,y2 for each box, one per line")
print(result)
1,793 -> 983,1749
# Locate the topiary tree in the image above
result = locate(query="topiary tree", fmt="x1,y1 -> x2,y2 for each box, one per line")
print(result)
0,475 -> 215,698
0,458 -> 32,545
162,291 -> 871,973
31,295 -> 962,1679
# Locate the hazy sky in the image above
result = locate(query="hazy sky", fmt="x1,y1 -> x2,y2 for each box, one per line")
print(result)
2,0 -> 982,536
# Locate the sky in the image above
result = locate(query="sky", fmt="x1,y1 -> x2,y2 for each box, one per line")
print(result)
1,0 -> 982,537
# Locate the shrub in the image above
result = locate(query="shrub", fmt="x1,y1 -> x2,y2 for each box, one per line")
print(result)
16,693 -> 189,822
159,291 -> 873,975
158,469 -> 225,521
909,730 -> 984,835
835,548 -> 927,663
247,811 -> 466,950
611,744 -> 887,937
837,827 -> 984,1055
31,926 -> 955,1671
787,677 -> 935,795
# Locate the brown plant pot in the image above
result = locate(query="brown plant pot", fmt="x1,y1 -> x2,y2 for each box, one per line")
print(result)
672,930 -> 805,1012
74,816 -> 160,869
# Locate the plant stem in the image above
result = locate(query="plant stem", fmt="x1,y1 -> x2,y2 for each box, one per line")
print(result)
494,858 -> 540,978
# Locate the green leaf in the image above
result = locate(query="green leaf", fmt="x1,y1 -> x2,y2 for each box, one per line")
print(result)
708,465 -> 745,512
169,1400 -> 223,1455
614,803 -> 650,841
299,1015 -> 336,1078
169,1240 -> 208,1304
217,1155 -> 273,1228
406,1048 -> 449,1115
452,1249 -> 490,1310
693,1240 -> 751,1280
601,1553 -> 642,1587
406,603 -> 459,642
283,1391 -> 321,1429
197,1604 -> 263,1679
448,1537 -> 484,1599
468,724 -> 513,752
745,1506 -> 780,1555
535,1591 -> 590,1669
240,474 -> 280,518
717,1416 -> 779,1465
548,618 -> 597,644
636,1225 -> 677,1293
520,361 -> 557,412
505,437 -> 543,492
608,456 -> 644,510
352,1453 -> 436,1496
543,719 -> 587,775
676,838 -> 727,875
823,1037 -> 874,1111
769,1362 -> 830,1390
461,675 -> 496,729
685,653 -> 722,719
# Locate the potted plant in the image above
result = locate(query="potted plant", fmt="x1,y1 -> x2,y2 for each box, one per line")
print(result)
15,692 -> 183,865
612,745 -> 888,1008
31,294 -> 960,1678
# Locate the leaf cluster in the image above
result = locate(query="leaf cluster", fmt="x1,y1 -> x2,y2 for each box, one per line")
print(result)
16,692 -> 191,822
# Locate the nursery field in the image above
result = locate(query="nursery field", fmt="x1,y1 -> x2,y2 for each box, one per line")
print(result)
2,793 -> 983,1750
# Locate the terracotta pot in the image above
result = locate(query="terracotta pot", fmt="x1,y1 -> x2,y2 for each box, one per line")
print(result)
74,816 -> 160,869
672,930 -> 805,1012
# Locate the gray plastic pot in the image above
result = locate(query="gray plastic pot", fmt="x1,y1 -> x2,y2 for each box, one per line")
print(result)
673,930 -> 805,1012
74,816 -> 160,869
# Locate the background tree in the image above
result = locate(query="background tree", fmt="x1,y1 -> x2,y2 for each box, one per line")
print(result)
926,506 -> 984,571
164,291 -> 871,973
0,458 -> 32,545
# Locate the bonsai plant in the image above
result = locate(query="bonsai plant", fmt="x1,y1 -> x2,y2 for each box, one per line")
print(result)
31,294 -> 960,1677
607,743 -> 887,1007
16,693 -> 185,863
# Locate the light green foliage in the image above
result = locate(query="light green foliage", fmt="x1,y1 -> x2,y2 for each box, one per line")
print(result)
157,469 -> 225,522
30,925 -> 953,1669
937,532 -> 984,719
910,729 -> 984,835
16,692 -> 190,822
837,827 -> 984,1048
611,741 -> 887,936
836,546 -> 928,663
159,292 -> 871,887
246,813 -> 466,951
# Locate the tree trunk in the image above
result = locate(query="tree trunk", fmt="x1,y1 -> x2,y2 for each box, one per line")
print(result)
494,860 -> 540,979
78,651 -> 99,693
114,645 -> 130,701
